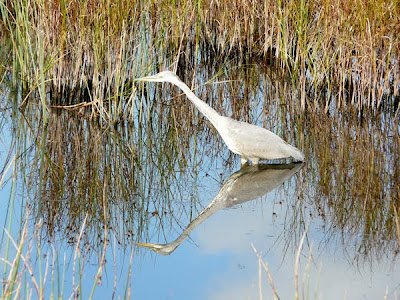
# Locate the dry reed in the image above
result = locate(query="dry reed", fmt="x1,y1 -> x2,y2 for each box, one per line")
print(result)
0,0 -> 398,117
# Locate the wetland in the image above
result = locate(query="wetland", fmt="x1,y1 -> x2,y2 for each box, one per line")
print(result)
1,0 -> 399,299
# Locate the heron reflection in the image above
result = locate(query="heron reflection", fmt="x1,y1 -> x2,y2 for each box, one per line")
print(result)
136,163 -> 303,255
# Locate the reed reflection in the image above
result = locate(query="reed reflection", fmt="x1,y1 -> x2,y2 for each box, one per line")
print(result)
289,112 -> 400,261
21,105 -> 206,248
136,163 -> 303,255
1,60 -> 398,265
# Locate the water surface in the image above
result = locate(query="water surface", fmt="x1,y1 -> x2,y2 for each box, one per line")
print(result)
0,61 -> 399,299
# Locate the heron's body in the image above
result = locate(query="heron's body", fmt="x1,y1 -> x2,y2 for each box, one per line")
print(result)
135,71 -> 305,164
210,115 -> 304,164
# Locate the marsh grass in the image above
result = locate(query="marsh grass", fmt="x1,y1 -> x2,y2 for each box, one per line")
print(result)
0,0 -> 399,118
0,211 -> 133,299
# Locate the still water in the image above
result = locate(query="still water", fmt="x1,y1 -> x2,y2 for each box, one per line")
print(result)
0,61 -> 399,299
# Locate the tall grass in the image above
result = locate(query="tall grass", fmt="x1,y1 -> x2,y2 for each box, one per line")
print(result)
0,0 -> 399,117
0,212 -> 135,299
200,0 -> 400,111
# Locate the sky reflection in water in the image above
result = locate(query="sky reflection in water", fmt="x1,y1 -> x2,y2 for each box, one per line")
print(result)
131,158 -> 400,300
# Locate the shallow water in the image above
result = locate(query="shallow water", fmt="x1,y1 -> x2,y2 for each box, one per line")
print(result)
0,61 -> 399,299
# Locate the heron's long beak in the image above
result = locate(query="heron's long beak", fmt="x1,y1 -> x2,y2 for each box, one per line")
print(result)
135,242 -> 157,249
134,75 -> 158,82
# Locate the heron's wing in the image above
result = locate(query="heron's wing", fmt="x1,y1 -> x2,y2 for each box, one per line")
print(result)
225,119 -> 291,159
225,163 -> 303,205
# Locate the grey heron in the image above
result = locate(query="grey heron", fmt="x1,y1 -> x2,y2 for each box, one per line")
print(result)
135,71 -> 305,164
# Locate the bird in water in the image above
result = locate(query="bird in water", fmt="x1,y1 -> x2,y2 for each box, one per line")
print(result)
135,71 -> 305,164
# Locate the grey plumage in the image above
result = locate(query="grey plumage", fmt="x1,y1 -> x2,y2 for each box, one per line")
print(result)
135,71 -> 305,164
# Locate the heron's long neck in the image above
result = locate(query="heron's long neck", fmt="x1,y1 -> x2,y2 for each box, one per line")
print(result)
174,80 -> 222,126
160,188 -> 229,254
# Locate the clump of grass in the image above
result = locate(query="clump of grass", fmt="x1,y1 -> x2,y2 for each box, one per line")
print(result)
0,215 -> 129,299
200,0 -> 400,112
1,0 -> 399,117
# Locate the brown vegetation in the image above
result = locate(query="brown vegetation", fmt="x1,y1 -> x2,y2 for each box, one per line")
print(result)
0,0 -> 399,116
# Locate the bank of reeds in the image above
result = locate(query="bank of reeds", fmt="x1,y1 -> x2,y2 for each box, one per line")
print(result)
0,0 -> 399,117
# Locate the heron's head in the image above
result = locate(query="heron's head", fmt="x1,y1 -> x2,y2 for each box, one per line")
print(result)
134,71 -> 179,83
135,242 -> 176,256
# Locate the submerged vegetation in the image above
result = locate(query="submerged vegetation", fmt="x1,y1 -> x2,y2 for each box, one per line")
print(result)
0,0 -> 399,117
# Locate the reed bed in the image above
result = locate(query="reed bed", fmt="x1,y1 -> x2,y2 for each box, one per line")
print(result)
0,0 -> 399,118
